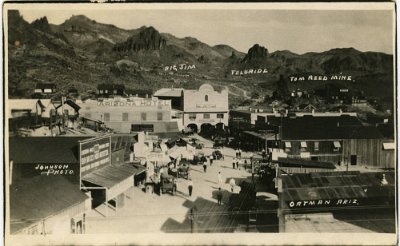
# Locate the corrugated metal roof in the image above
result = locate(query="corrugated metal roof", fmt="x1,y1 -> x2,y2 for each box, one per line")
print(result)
277,158 -> 336,169
282,171 -> 395,202
82,164 -> 145,188
10,175 -> 89,234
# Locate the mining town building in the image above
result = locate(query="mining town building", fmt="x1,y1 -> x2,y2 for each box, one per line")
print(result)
183,84 -> 229,133
278,171 -> 395,233
252,115 -> 395,169
77,97 -> 180,134
8,135 -> 145,234
9,136 -> 93,235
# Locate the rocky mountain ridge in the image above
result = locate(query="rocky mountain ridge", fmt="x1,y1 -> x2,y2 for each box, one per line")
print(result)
7,10 -> 394,108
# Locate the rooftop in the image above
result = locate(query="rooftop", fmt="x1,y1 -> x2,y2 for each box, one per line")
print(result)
154,88 -> 184,97
10,175 -> 89,234
9,136 -> 93,164
277,158 -> 336,169
282,171 -> 395,202
35,83 -> 56,89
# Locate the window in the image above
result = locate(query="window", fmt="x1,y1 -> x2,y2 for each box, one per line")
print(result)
122,113 -> 128,121
314,141 -> 319,151
300,141 -> 307,152
333,141 -> 341,151
157,112 -> 163,121
205,95 -> 209,102
203,113 -> 210,119
104,113 -> 110,121
284,142 -> 291,152
99,90 -> 103,94
141,112 -> 147,121
113,89 -> 118,94
105,90 -> 108,93
217,113 -> 224,119
189,114 -> 196,120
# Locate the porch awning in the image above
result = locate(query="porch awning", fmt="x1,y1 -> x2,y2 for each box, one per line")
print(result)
333,141 -> 341,148
82,164 -> 144,189
383,142 -> 395,150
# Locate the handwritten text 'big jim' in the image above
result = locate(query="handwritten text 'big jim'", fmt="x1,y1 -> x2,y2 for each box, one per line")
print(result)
290,74 -> 353,82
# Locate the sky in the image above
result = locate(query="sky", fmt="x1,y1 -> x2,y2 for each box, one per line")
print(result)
17,7 -> 394,54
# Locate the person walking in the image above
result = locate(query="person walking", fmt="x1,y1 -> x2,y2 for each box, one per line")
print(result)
209,155 -> 214,166
188,179 -> 193,197
203,161 -> 207,173
238,149 -> 242,159
235,149 -> 239,159
229,178 -> 236,192
217,172 -> 223,186
232,158 -> 236,169
173,178 -> 177,194
217,187 -> 223,205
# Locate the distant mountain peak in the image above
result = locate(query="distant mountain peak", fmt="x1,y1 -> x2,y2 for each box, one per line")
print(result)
31,16 -> 51,32
325,47 -> 360,54
68,14 -> 93,22
242,44 -> 269,63
114,26 -> 166,52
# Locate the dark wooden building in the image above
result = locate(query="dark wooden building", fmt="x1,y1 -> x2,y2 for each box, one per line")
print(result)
253,115 -> 395,169
97,84 -> 125,97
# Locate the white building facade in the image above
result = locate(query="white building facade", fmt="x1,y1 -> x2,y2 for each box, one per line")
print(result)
183,84 -> 229,132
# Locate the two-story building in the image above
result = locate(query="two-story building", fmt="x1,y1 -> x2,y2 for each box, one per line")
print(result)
183,84 -> 229,133
77,97 -> 179,134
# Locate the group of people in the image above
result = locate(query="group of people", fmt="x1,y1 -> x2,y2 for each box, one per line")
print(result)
232,149 -> 246,170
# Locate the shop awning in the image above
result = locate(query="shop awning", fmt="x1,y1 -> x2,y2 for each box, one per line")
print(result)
285,142 -> 292,148
383,142 -> 395,150
82,164 -> 144,189
300,142 -> 307,148
333,141 -> 341,148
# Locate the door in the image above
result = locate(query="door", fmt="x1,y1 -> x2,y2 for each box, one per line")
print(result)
351,155 -> 357,165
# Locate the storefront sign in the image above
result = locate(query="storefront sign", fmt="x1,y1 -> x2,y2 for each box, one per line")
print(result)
231,68 -> 268,76
35,164 -> 75,175
97,99 -> 170,107
80,135 -> 111,177
288,199 -> 360,208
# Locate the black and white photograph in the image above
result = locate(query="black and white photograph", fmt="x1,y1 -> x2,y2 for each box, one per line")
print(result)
3,2 -> 397,246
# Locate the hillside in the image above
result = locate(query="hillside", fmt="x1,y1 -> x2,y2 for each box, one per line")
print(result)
7,11 -> 394,109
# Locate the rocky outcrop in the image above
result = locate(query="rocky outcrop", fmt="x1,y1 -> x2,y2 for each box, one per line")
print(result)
113,26 -> 166,52
242,44 -> 268,63
31,17 -> 51,32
